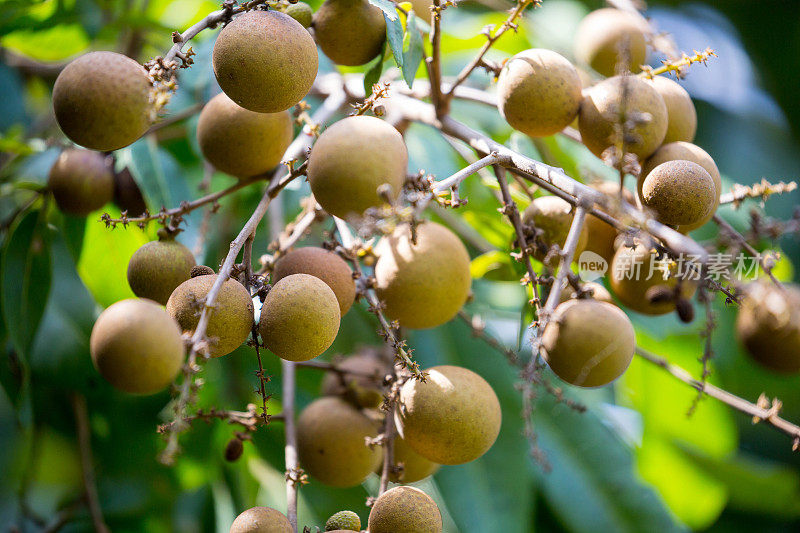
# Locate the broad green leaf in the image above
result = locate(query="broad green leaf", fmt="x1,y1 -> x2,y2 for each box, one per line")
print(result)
470,250 -> 517,281
401,12 -> 424,86
364,42 -> 387,96
1,23 -> 89,61
367,0 -> 399,21
384,13 -> 404,68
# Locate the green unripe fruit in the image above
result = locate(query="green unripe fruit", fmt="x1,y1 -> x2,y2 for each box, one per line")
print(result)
542,299 -> 635,387
646,76 -> 697,143
127,236 -> 196,305
325,510 -> 361,531
522,196 -> 589,264
166,274 -> 254,357
497,49 -> 582,137
259,273 -> 340,361
320,350 -> 390,408
89,299 -> 184,394
736,281 -> 800,373
297,396 -> 382,487
574,8 -> 649,77
640,142 -> 721,232
229,506 -> 292,533
53,51 -> 154,151
308,115 -> 408,219
558,281 -> 614,305
314,0 -> 386,66
48,149 -> 114,216
197,92 -> 293,179
368,486 -> 443,533
579,75 -> 668,160
583,181 -> 635,263
396,365 -> 501,465
273,247 -> 355,315
382,434 -> 440,483
213,11 -> 318,112
640,160 -> 716,227
375,222 -> 471,329
285,1 -> 313,28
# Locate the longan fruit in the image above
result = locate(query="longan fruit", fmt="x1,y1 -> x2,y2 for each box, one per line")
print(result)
640,160 -> 716,227
380,434 -> 440,484
574,8 -> 649,77
497,49 -> 582,137
558,281 -> 614,305
395,365 -> 501,465
53,51 -> 154,151
213,11 -> 318,112
229,506 -> 292,533
583,181 -> 635,263
258,273 -> 340,362
127,232 -> 196,305
578,75 -> 668,160
89,299 -> 184,394
325,510 -> 361,531
314,0 -> 386,66
48,149 -> 114,216
374,222 -> 471,329
297,397 -> 382,487
166,274 -> 254,357
646,76 -> 697,143
284,2 -> 313,28
320,350 -> 390,408
522,196 -> 589,264
112,167 -> 147,217
273,247 -> 355,315
542,299 -> 635,387
736,281 -> 800,373
409,0 -> 432,17
368,486 -> 443,533
197,92 -> 293,179
307,115 -> 408,219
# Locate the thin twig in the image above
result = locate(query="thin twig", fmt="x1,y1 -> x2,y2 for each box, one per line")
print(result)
71,394 -> 109,533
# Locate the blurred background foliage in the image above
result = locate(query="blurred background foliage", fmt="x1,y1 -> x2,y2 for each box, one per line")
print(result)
1,0 -> 800,531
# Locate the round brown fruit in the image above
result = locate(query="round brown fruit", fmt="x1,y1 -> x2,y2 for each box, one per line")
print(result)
646,76 -> 697,144
297,396 -> 382,487
578,75 -> 668,160
497,49 -> 582,137
166,274 -> 254,357
284,1 -> 313,28
522,196 -> 589,264
307,115 -> 407,219
273,247 -> 355,315
258,273 -> 340,362
229,506 -> 292,533
736,281 -> 800,373
374,222 -> 471,329
368,486 -> 443,533
314,0 -> 386,66
320,349 -> 390,408
213,11 -> 318,113
640,160 -> 716,227
380,434 -> 440,484
53,51 -> 154,151
558,281 -> 614,305
197,92 -> 293,179
542,299 -> 635,387
89,299 -> 184,394
48,149 -> 114,216
574,8 -> 649,77
127,233 -> 196,305
583,181 -> 635,263
395,365 -> 501,465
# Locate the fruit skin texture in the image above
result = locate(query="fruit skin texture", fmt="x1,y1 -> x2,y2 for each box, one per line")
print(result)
542,299 -> 635,387
273,247 -> 355,315
53,51 -> 154,151
320,350 -> 390,407
640,160 -> 715,227
284,2 -> 313,28
308,115 -> 408,219
382,434 -> 440,483
89,299 -> 184,394
574,8 -> 649,77
522,196 -> 589,264
640,142 -> 721,232
127,237 -> 196,305
229,506 -> 292,533
395,365 -> 501,465
314,0 -> 386,66
368,486 -> 443,533
297,397 -> 382,487
736,281 -> 800,373
579,75 -> 668,160
48,149 -> 114,216
197,92 -> 293,178
583,181 -> 635,263
166,274 -> 254,357
325,510 -> 361,531
497,49 -> 582,137
258,273 -> 340,362
559,281 -> 614,305
646,76 -> 697,143
374,221 -> 471,329
213,11 -> 318,113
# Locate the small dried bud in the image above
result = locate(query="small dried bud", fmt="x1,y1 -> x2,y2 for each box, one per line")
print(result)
225,437 -> 244,462
191,265 -> 215,277
373,104 -> 385,117
676,298 -> 695,323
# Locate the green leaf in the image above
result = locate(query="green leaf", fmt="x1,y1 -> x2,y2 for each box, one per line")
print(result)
368,0 -> 399,21
384,12 -> 404,68
364,42 -> 387,96
402,12 -> 424,87
470,250 -> 517,281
